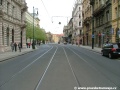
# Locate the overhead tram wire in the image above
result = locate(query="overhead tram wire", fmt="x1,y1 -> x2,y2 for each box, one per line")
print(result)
40,0 -> 51,19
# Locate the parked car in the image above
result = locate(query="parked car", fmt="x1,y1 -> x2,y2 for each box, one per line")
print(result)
64,41 -> 67,45
101,43 -> 120,59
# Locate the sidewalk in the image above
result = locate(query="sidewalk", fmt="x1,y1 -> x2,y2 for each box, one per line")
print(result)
80,45 -> 102,53
0,47 -> 34,62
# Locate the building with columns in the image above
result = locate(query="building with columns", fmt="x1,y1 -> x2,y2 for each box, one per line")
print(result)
0,0 -> 27,52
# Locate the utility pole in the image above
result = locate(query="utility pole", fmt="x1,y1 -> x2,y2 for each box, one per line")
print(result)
92,4 -> 94,49
32,7 -> 38,49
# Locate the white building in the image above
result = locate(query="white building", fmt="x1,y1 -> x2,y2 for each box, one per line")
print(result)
72,0 -> 83,41
0,0 -> 27,52
26,11 -> 40,27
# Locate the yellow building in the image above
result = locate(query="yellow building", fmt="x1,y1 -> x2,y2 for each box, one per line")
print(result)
112,0 -> 120,43
52,34 -> 63,43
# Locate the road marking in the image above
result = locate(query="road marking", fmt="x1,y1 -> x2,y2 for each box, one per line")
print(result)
35,47 -> 58,90
0,46 -> 53,88
67,47 -> 120,88
63,47 -> 81,87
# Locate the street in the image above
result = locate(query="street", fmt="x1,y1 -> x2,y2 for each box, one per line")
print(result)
0,44 -> 120,90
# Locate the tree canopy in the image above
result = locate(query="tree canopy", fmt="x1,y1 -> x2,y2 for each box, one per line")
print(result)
26,22 -> 47,41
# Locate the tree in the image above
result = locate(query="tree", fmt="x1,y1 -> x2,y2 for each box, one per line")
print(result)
26,21 -> 47,43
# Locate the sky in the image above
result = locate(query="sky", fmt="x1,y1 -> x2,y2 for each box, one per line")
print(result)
26,0 -> 75,34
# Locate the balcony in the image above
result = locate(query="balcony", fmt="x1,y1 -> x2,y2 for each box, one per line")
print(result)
83,17 -> 92,25
93,4 -> 105,16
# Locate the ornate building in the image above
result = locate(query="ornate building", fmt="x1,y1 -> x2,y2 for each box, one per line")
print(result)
0,0 -> 27,52
82,0 -> 92,45
112,0 -> 120,43
90,0 -> 112,47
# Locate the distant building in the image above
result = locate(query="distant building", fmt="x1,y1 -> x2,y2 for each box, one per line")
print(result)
46,32 -> 52,43
0,0 -> 27,52
52,34 -> 63,43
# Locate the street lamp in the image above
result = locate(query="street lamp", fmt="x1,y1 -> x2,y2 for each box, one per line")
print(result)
32,6 -> 38,49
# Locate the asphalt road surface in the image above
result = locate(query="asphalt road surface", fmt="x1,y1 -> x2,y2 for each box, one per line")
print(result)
0,44 -> 120,90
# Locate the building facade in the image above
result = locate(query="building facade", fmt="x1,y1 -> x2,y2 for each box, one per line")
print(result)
46,32 -> 52,43
82,0 -> 92,45
0,0 -> 27,52
112,0 -> 120,43
52,34 -> 63,43
72,0 -> 83,44
26,11 -> 40,27
63,25 -> 69,42
90,0 -> 112,47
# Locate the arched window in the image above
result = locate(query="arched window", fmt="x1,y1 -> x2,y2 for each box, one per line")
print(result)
6,27 -> 9,46
2,26 -> 4,45
20,31 -> 23,48
12,29 -> 14,42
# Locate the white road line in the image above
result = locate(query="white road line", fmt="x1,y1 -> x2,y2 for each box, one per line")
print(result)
0,46 -> 53,88
67,47 -> 98,71
67,47 -> 120,87
35,47 -> 58,90
63,47 -> 80,87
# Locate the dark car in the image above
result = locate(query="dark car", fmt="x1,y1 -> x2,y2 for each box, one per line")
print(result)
101,43 -> 120,59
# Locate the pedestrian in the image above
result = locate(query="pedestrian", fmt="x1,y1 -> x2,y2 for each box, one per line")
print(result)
28,43 -> 31,48
18,42 -> 21,52
26,43 -> 28,48
14,42 -> 17,52
10,42 -> 14,52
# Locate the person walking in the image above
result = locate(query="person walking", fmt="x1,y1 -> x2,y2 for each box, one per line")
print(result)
14,42 -> 17,52
10,42 -> 14,52
18,42 -> 21,52
26,43 -> 28,48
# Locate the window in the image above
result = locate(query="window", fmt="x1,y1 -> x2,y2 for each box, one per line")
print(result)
12,6 -> 15,16
6,27 -> 9,46
106,11 -> 110,22
2,26 -> 4,45
79,21 -> 81,26
0,0 -> 2,5
79,7 -> 81,11
101,15 -> 104,24
115,7 -> 117,18
79,14 -> 80,18
7,2 -> 10,14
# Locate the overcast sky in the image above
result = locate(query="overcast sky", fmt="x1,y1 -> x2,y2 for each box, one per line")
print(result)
26,0 -> 75,34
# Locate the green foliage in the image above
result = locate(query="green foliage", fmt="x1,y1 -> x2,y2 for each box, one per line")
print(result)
26,22 -> 33,39
26,21 -> 47,41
